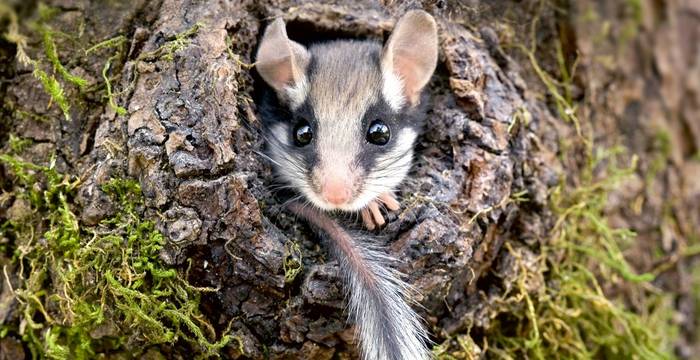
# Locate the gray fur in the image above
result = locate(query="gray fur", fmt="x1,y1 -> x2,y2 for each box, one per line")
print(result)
262,39 -> 418,212
307,41 -> 383,119
289,203 -> 431,360
341,238 -> 431,360
257,11 -> 438,359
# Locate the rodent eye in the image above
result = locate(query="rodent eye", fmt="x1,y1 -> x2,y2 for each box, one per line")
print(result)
293,120 -> 313,147
366,119 -> 390,146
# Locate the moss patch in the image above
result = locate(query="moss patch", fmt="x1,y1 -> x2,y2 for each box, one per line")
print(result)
89,35 -> 128,116
435,7 -> 678,357
479,149 -> 674,359
31,64 -> 71,120
138,22 -> 204,62
7,134 -> 33,154
0,156 -> 230,358
41,26 -> 88,90
283,240 -> 303,284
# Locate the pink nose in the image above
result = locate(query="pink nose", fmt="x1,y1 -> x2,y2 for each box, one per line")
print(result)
321,179 -> 352,205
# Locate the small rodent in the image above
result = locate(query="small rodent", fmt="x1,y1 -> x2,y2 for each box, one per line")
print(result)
255,10 -> 438,360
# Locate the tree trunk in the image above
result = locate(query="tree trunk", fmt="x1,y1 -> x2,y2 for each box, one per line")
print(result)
1,0 -> 698,359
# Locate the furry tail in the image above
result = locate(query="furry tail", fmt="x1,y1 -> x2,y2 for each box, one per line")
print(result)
289,203 -> 430,360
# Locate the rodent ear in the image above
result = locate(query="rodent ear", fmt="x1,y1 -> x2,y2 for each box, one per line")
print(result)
381,10 -> 438,106
255,18 -> 310,92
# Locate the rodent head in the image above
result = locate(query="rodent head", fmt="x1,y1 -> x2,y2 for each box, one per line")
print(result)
256,11 -> 438,211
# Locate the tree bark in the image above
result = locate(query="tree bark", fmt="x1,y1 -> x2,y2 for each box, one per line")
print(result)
1,0 -> 698,358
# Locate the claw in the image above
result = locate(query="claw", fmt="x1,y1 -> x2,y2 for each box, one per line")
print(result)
369,202 -> 385,227
379,193 -> 400,211
360,192 -> 401,230
361,208 -> 375,230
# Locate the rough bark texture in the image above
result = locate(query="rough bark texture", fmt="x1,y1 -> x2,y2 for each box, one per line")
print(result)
0,0 -> 698,358
108,2 -> 555,357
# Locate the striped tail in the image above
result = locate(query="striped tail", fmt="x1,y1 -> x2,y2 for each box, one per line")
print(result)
289,203 -> 430,360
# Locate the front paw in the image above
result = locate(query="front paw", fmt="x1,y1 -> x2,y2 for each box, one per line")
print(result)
360,193 -> 401,230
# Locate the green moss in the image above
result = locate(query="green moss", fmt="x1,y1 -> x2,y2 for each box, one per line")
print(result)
138,23 -> 204,62
102,55 -> 127,116
6,6 -> 73,122
283,240 -> 303,283
0,156 -> 230,358
483,150 -> 672,359
85,35 -> 126,55
436,134 -> 675,359
7,134 -> 33,154
41,27 -> 88,89
27,5 -> 88,120
32,63 -> 71,120
477,29 -> 674,358
84,35 -> 129,116
37,3 -> 60,23
436,13 -> 677,357
18,3 -> 127,123
434,334 -> 482,360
